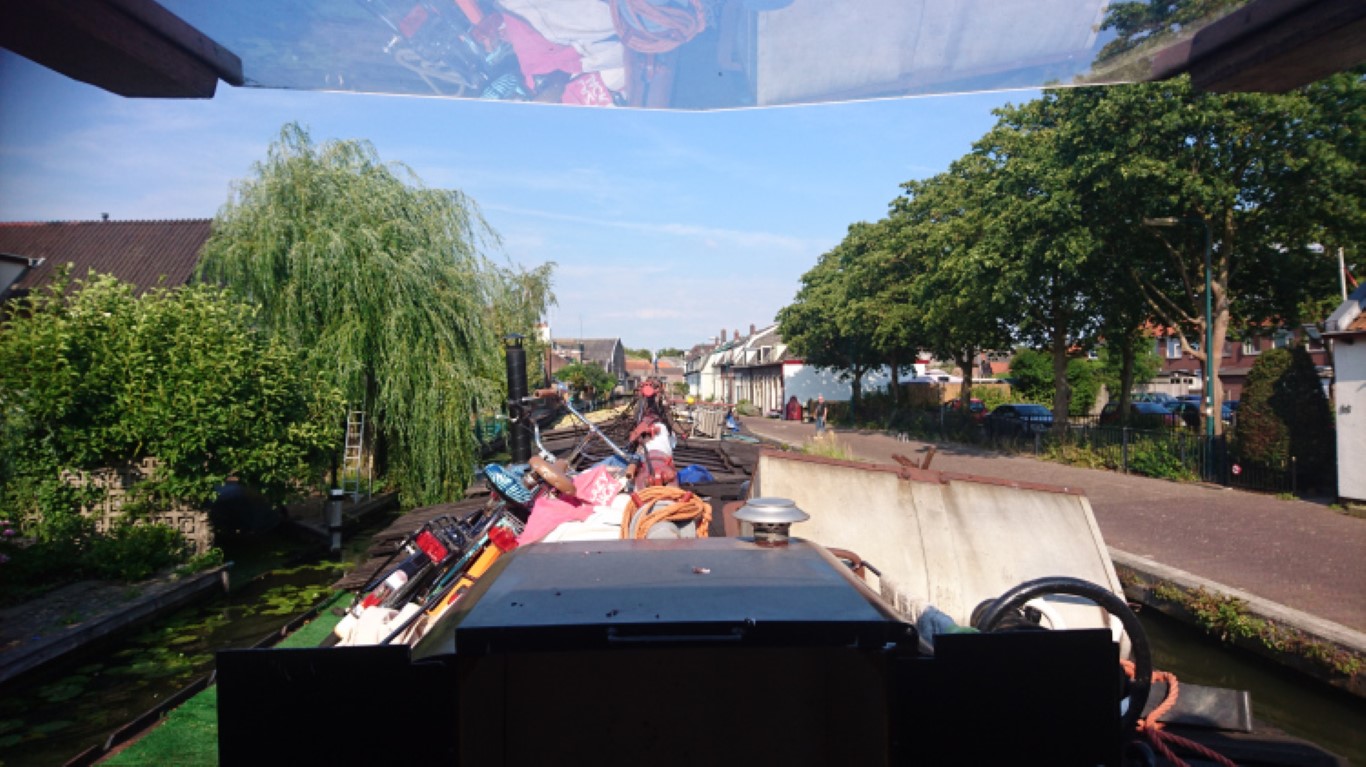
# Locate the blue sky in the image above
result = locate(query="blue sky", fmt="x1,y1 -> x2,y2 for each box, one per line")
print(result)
0,48 -> 1035,351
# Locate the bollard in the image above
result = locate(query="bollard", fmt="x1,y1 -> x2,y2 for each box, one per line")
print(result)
326,488 -> 345,557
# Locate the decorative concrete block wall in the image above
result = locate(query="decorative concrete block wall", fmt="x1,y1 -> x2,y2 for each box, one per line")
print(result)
62,458 -> 214,555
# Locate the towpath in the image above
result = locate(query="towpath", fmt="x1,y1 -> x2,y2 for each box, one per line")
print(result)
738,416 -> 1366,636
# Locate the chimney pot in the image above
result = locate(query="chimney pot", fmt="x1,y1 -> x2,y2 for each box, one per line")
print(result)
721,329 -> 727,342
750,324 -> 756,336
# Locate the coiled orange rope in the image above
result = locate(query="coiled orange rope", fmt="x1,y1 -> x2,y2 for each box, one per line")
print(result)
621,486 -> 711,539
1122,660 -> 1239,767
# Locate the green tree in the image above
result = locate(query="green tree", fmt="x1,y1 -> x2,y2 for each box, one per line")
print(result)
625,347 -> 652,359
0,270 -> 339,541
197,123 -> 552,505
555,362 -> 615,401
1007,348 -> 1054,403
777,223 -> 888,416
893,158 -> 1011,408
488,263 -> 557,387
656,347 -> 685,358
1093,0 -> 1244,67
1234,347 -> 1334,482
1070,76 -> 1360,434
1066,357 -> 1102,416
971,94 -> 1113,426
1097,340 -> 1163,406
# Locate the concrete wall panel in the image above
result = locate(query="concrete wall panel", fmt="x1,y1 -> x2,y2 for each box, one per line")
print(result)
752,451 -> 1122,635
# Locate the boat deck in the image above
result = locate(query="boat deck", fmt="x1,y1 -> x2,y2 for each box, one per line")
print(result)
333,420 -> 760,591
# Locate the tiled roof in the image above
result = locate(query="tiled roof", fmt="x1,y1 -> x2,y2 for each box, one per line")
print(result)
0,220 -> 213,296
552,338 -> 619,360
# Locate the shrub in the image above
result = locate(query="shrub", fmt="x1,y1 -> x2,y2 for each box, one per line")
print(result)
1235,346 -> 1333,481
81,523 -> 191,581
802,433 -> 853,461
973,385 -> 1011,411
1008,348 -> 1053,402
735,399 -> 761,416
1128,440 -> 1195,481
1067,358 -> 1102,416
0,270 -> 340,553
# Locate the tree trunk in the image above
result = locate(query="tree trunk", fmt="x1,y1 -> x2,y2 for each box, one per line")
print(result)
1118,331 -> 1136,417
955,349 -> 975,405
1208,240 -> 1231,437
890,355 -> 902,403
1051,324 -> 1072,429
849,366 -> 866,421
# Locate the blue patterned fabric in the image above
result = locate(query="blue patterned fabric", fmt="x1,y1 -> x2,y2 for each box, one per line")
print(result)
483,463 -> 533,505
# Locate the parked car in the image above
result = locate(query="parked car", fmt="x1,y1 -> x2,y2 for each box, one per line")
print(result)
1166,401 -> 1201,428
1174,394 -> 1203,406
1222,400 -> 1240,423
942,398 -> 987,423
985,403 -> 1053,436
1132,392 -> 1178,406
1100,401 -> 1178,428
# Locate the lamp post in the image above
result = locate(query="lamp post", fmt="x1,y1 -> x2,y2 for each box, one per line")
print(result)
1143,217 -> 1216,454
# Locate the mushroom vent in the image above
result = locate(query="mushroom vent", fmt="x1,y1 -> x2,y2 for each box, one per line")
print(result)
732,497 -> 809,547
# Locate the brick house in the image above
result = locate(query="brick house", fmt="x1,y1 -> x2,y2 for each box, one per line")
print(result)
1150,326 -> 1332,402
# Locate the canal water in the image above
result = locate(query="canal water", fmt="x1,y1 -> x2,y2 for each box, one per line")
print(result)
0,531 -> 354,767
1,540 -> 1362,766
1141,609 -> 1366,765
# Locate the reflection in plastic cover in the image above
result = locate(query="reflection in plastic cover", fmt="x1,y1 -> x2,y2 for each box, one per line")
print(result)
161,0 -> 1246,109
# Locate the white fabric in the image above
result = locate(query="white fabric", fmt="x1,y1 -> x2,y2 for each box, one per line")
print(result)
335,602 -> 422,646
499,0 -> 616,45
541,495 -> 627,542
499,0 -> 625,90
643,422 -> 676,455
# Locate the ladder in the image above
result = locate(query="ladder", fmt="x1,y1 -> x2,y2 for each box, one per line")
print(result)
342,408 -> 367,501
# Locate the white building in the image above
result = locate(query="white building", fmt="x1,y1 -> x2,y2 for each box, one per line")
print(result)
1325,283 -> 1366,504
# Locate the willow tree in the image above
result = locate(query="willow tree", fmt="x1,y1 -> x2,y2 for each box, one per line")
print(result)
197,123 -> 553,505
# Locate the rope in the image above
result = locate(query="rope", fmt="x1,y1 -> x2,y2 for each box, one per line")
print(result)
609,0 -> 706,54
1122,660 -> 1239,767
621,486 -> 711,539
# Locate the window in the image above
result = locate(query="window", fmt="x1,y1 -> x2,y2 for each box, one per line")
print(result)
1273,331 -> 1292,349
1166,338 -> 1181,359
1242,338 -> 1259,356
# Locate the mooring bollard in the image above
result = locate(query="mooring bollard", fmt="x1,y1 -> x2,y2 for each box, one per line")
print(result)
326,488 -> 345,557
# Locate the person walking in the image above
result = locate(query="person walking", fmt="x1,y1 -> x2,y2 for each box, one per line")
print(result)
814,394 -> 828,435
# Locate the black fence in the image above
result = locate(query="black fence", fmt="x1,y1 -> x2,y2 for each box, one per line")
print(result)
887,409 -> 1330,498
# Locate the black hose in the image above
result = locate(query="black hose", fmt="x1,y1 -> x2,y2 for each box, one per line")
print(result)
973,576 -> 1152,737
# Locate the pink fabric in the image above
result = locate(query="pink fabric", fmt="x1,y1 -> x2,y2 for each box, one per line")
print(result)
517,465 -> 624,545
562,72 -> 615,106
498,12 -> 582,89
573,464 -> 624,506
518,492 -> 589,545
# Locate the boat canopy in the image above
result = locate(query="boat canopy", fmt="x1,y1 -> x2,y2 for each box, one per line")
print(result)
3,0 -> 1362,104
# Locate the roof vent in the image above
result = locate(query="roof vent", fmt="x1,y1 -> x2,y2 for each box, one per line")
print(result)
100,213 -> 109,221
733,497 -> 809,547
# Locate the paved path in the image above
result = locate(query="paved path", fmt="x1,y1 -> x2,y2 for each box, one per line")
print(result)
739,417 -> 1366,634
